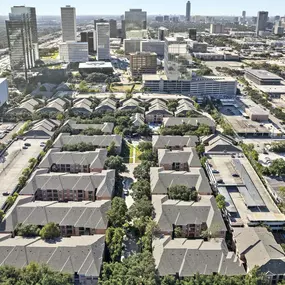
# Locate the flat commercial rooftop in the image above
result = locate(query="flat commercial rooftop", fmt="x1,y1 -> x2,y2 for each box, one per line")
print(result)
245,69 -> 282,80
208,155 -> 282,226
79,62 -> 113,69
257,85 -> 285,94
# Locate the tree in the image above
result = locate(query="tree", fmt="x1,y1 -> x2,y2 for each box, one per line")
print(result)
0,210 -> 4,221
133,161 -> 155,181
78,80 -> 88,92
0,263 -> 73,285
138,141 -> 153,152
267,158 -> 285,176
138,149 -> 157,162
16,224 -> 40,237
104,156 -> 128,174
106,227 -> 125,261
167,100 -> 179,113
129,197 -> 153,219
216,194 -> 226,210
168,185 -> 198,202
39,223 -> 60,240
131,180 -> 151,200
174,226 -> 184,238
81,128 -> 103,136
196,143 -> 205,155
56,113 -> 64,121
107,197 -> 128,227
195,124 -> 211,136
137,124 -> 152,136
107,141 -> 117,157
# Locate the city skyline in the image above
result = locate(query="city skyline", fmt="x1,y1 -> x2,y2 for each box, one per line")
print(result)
0,0 -> 284,16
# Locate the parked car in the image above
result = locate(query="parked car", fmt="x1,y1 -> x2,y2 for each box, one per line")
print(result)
24,143 -> 31,147
212,170 -> 220,174
2,192 -> 10,196
22,146 -> 28,150
217,179 -> 224,184
232,174 -> 240,177
123,189 -> 129,196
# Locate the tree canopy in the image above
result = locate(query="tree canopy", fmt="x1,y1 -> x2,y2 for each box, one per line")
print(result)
107,197 -> 129,227
168,185 -> 198,202
39,223 -> 61,240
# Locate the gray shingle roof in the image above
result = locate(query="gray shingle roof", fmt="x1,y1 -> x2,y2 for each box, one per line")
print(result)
151,167 -> 212,195
23,119 -> 60,138
0,235 -> 105,277
64,119 -> 114,134
71,98 -> 93,113
39,148 -> 107,170
7,98 -> 43,115
146,99 -> 172,116
153,195 -> 226,233
153,236 -> 245,277
163,117 -> 216,128
1,200 -> 110,232
95,98 -> 117,112
20,169 -> 116,199
132,113 -> 145,126
233,227 -> 285,274
53,133 -> 122,149
152,135 -> 198,149
37,98 -> 69,113
158,147 -> 201,168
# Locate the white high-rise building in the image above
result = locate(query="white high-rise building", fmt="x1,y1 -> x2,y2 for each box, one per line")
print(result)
59,42 -> 88,62
96,23 -> 110,60
256,11 -> 268,36
61,5 -> 77,42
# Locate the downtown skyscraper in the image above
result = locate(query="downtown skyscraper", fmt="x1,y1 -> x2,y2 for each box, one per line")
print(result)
186,1 -> 191,22
61,5 -> 77,42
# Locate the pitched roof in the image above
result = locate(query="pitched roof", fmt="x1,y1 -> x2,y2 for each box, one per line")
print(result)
204,135 -> 242,154
146,99 -> 172,116
0,235 -> 105,277
158,147 -> 201,168
39,148 -> 107,170
153,236 -> 245,277
37,98 -> 69,113
119,98 -> 143,110
20,169 -> 116,199
53,134 -> 122,149
132,113 -> 145,126
7,98 -> 43,114
1,200 -> 110,232
95,98 -> 117,112
150,167 -> 212,195
153,195 -> 226,233
163,117 -> 216,128
233,227 -> 285,274
64,119 -> 114,134
152,135 -> 198,149
71,99 -> 93,113
23,119 -> 60,138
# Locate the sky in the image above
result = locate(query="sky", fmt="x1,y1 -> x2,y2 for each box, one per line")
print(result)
1,0 -> 284,16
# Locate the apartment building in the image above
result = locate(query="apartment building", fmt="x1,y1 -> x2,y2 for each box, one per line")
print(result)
7,98 -> 43,116
53,133 -> 122,154
145,99 -> 172,123
158,147 -> 201,171
20,169 -> 116,201
0,235 -> 105,285
152,135 -> 198,151
152,195 -> 226,238
150,167 -> 212,195
158,27 -> 169,41
37,98 -> 69,114
130,52 -> 157,78
70,98 -> 93,115
63,119 -> 114,134
1,197 -> 110,236
39,148 -> 108,173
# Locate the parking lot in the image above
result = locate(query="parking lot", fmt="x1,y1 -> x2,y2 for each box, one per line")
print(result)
0,138 -> 47,209
0,122 -> 24,144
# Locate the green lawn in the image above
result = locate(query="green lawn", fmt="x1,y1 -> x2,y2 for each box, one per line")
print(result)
129,144 -> 134,164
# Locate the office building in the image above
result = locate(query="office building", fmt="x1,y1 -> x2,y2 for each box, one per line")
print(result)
245,69 -> 282,85
125,9 -> 147,32
123,38 -> 142,54
186,1 -> 191,22
10,6 -> 38,44
80,31 -> 94,52
143,74 -> 237,98
256,11 -> 268,36
188,28 -> 197,40
0,78 -> 8,107
210,23 -> 225,34
164,15 -> 170,21
6,7 -> 37,77
61,5 -> 77,42
109,19 -> 117,38
141,40 -> 165,57
130,52 -> 157,78
59,42 -> 88,63
155,16 -> 164,22
96,23 -> 110,60
274,21 -> 284,35
158,27 -> 169,41
242,11 -> 246,18
79,62 -> 114,75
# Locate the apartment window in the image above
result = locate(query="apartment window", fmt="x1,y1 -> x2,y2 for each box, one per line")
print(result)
79,227 -> 85,235
88,191 -> 94,201
172,162 -> 180,171
83,165 -> 88,173
66,226 -> 73,236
